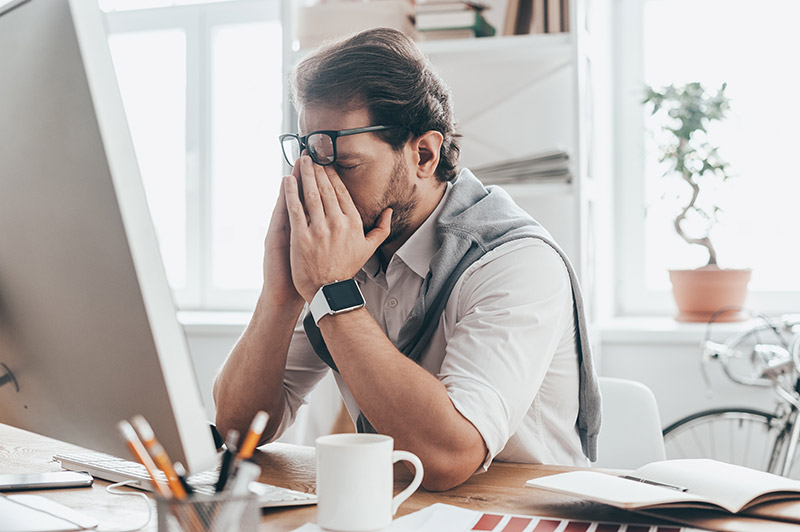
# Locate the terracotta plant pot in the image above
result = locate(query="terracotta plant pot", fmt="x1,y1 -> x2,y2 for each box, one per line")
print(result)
669,266 -> 752,322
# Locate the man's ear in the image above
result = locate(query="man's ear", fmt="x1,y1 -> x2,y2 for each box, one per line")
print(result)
412,130 -> 444,179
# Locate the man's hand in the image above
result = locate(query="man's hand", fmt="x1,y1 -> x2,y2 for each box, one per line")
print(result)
283,155 -> 392,302
261,164 -> 304,309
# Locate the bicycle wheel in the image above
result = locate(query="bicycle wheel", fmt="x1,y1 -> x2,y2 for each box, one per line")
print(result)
663,408 -> 785,473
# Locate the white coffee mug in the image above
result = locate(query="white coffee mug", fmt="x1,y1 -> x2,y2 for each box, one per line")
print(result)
315,433 -> 424,532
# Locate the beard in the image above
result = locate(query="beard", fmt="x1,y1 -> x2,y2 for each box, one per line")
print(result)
362,155 -> 419,245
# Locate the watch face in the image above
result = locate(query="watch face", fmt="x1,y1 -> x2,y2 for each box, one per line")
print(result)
322,280 -> 364,311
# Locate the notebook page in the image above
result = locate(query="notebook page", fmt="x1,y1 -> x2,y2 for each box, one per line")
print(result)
526,471 -> 711,510
633,459 -> 800,512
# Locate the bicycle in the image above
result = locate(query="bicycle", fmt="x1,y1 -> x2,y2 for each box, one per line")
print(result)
662,309 -> 800,477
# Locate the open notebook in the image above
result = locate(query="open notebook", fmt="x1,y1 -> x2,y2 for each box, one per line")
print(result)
526,459 -> 800,517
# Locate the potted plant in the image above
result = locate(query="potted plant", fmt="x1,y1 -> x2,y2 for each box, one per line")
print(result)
643,82 -> 750,322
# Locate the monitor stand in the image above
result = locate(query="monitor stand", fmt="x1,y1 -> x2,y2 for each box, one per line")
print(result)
0,494 -> 99,531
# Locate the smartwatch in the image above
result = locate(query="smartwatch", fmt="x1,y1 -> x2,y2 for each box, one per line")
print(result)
309,279 -> 366,325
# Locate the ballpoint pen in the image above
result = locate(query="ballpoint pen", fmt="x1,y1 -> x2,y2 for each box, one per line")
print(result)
214,429 -> 239,493
213,460 -> 262,532
223,411 -> 268,494
620,475 -> 689,492
173,462 -> 194,497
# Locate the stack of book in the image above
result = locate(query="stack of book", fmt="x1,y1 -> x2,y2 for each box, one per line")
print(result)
504,0 -> 568,35
414,0 -> 497,40
471,149 -> 571,185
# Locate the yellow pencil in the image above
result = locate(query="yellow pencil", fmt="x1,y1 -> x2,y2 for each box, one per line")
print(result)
116,420 -> 171,499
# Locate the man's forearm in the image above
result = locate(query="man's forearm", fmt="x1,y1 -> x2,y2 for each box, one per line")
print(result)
213,295 -> 304,442
318,308 -> 487,491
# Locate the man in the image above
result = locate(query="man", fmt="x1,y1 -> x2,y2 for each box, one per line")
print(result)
213,27 -> 600,491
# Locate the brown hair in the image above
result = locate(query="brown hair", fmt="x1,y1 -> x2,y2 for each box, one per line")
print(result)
291,28 -> 460,183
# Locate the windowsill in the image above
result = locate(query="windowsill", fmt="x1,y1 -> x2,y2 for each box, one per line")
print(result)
178,310 -> 252,335
178,310 -> 758,344
598,316 -> 758,345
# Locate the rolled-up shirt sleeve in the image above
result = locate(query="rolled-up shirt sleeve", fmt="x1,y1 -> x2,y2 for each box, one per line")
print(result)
437,239 -> 574,470
268,310 -> 331,442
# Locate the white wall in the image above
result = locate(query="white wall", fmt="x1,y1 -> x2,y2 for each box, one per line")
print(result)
182,314 -> 342,445
599,319 -> 777,429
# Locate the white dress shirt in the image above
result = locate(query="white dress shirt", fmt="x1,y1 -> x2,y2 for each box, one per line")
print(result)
274,184 -> 589,469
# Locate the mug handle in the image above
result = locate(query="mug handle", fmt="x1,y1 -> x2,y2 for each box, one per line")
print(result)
391,450 -> 424,515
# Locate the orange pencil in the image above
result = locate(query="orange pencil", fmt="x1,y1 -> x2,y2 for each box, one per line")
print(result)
130,416 -> 205,532
236,411 -> 269,461
116,420 -> 171,499
130,415 -> 188,500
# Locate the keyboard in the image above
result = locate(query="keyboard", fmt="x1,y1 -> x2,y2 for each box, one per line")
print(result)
54,451 -> 317,508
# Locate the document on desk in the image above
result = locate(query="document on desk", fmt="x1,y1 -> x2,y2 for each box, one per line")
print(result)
288,502 -> 700,531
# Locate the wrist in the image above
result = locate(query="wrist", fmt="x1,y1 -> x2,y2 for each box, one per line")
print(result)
308,279 -> 365,326
299,276 -> 349,304
255,290 -> 305,319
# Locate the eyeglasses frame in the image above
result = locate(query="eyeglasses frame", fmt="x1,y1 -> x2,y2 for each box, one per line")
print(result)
279,125 -> 396,167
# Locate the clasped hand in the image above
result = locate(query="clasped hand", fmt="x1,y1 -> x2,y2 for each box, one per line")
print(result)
280,156 -> 392,302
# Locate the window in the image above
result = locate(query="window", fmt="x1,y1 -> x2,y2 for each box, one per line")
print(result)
103,0 -> 285,310
616,0 -> 800,315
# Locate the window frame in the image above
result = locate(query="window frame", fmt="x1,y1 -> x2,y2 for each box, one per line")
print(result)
614,0 -> 800,317
104,0 -> 283,310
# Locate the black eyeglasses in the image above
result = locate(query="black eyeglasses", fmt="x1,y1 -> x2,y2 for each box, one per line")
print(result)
279,125 -> 396,167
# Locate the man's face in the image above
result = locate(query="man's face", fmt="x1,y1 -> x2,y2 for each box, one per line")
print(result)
297,105 -> 419,244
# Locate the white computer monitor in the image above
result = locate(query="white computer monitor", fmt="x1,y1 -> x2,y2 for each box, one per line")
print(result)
0,0 -> 217,474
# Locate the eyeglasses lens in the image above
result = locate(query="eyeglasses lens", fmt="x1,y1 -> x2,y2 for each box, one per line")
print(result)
307,133 -> 335,165
282,137 -> 301,165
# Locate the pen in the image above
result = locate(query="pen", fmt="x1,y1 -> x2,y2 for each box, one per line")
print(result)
621,475 -> 689,492
173,462 -> 194,497
223,411 -> 268,494
213,460 -> 262,532
214,429 -> 240,493
116,420 -> 172,499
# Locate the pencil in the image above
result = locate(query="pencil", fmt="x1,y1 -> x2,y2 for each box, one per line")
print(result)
130,415 -> 189,500
236,411 -> 269,461
130,416 -> 205,532
116,420 -> 172,499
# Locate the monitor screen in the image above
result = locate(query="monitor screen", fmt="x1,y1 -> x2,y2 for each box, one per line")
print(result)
0,0 -> 217,473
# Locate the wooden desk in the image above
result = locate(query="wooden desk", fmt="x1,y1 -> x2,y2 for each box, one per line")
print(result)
0,424 -> 664,531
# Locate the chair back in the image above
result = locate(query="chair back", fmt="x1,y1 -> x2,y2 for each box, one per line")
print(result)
594,377 -> 666,469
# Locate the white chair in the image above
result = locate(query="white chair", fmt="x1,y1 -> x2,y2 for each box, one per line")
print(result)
594,377 -> 667,469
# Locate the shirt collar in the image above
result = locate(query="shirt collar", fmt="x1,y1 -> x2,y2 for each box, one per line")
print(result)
359,183 -> 452,282
392,182 -> 452,279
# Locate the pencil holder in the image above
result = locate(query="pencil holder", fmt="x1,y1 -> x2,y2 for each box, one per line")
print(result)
155,490 -> 260,532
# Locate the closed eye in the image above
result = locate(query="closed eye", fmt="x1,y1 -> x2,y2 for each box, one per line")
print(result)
335,162 -> 359,171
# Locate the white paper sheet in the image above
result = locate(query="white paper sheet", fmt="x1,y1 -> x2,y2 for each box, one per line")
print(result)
0,494 -> 99,532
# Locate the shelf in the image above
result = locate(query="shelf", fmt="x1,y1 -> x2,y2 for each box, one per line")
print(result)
418,33 -> 572,64
493,181 -> 574,198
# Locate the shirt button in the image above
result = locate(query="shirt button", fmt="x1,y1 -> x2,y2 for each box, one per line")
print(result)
387,298 -> 398,308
